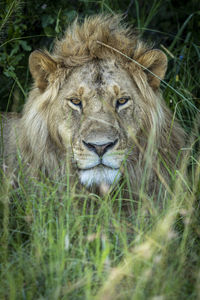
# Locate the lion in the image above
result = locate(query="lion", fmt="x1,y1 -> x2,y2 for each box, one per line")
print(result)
0,15 -> 185,197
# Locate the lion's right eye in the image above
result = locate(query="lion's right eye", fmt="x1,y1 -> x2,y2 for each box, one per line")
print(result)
116,97 -> 130,109
69,98 -> 82,107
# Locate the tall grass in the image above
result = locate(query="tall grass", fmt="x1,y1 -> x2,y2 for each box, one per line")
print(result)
0,150 -> 200,299
0,0 -> 200,299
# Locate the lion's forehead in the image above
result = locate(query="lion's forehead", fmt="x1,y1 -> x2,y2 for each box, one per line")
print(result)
64,60 -> 134,97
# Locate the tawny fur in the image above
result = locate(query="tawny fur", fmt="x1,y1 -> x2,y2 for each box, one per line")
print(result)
0,15 -> 185,197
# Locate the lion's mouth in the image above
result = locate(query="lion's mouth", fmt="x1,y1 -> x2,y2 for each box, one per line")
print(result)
78,163 -> 119,171
78,163 -> 121,188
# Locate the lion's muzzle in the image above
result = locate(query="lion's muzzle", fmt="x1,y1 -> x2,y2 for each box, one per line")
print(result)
74,137 -> 123,187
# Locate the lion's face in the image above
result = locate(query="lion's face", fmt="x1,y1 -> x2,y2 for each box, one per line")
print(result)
55,60 -> 143,188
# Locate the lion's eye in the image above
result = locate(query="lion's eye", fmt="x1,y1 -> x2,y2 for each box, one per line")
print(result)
70,98 -> 82,107
116,97 -> 130,108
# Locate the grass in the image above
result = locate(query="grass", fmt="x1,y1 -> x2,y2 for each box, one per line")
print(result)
0,155 -> 200,299
0,0 -> 200,299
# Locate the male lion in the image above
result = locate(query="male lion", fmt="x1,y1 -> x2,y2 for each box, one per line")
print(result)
1,15 -> 185,197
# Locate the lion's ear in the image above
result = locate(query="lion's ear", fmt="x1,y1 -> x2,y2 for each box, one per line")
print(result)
137,50 -> 167,90
29,50 -> 57,91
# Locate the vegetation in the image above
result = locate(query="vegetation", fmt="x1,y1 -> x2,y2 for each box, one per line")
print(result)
0,0 -> 200,299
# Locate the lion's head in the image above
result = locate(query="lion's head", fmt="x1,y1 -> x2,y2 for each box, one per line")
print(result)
10,15 -> 185,195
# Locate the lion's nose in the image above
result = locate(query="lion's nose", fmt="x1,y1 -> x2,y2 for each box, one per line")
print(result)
82,139 -> 118,157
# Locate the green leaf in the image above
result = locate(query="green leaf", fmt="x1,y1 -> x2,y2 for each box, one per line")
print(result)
10,43 -> 20,56
42,15 -> 55,28
19,40 -> 32,51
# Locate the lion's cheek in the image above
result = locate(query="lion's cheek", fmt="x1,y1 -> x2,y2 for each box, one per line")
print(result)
57,123 -> 73,150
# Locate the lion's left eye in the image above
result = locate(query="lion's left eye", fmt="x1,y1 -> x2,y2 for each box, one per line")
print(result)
70,98 -> 82,107
116,97 -> 130,108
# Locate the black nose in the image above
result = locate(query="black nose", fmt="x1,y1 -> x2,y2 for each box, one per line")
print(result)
82,139 -> 118,157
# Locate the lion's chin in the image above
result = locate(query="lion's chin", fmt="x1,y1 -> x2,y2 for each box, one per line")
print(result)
79,166 -> 121,188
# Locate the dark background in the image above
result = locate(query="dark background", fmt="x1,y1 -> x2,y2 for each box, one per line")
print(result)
0,0 -> 199,126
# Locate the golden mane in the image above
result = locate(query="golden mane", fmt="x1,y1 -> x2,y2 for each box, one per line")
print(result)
53,15 -> 148,67
28,14 -> 167,91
